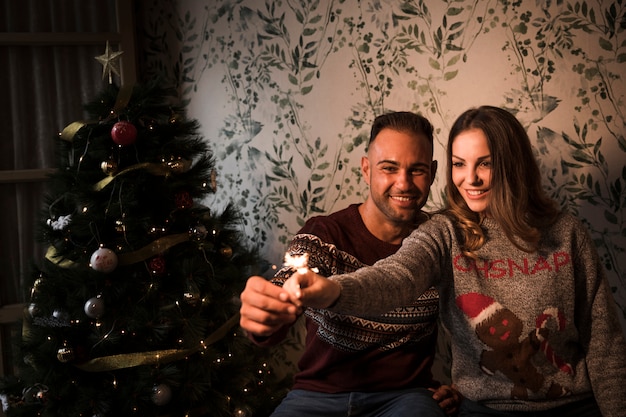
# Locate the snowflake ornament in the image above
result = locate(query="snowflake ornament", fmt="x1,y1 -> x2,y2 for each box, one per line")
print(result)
47,214 -> 72,231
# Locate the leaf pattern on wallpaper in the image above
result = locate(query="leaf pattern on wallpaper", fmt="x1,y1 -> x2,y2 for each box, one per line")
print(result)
531,0 -> 626,300
141,0 -> 626,322
228,0 -> 367,241
337,0 -> 495,206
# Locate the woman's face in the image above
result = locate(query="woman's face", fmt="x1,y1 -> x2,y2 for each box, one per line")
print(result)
451,128 -> 492,215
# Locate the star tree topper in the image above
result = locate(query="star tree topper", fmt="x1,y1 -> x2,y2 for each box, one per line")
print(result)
95,41 -> 124,84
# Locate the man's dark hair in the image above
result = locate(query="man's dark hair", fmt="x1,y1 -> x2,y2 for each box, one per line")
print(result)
369,111 -> 434,147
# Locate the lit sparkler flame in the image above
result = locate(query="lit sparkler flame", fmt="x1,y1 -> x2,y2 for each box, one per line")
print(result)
283,253 -> 319,274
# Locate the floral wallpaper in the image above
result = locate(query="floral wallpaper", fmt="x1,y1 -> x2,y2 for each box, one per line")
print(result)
139,0 -> 626,340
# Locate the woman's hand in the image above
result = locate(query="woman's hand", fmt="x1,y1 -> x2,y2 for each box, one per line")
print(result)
431,384 -> 462,415
282,269 -> 341,309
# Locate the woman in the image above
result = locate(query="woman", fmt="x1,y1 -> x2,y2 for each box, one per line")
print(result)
281,106 -> 626,416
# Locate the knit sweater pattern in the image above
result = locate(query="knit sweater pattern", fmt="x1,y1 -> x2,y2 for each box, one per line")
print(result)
328,212 -> 626,416
260,204 -> 440,393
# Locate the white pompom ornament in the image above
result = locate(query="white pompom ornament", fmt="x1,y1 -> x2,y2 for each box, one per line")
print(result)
90,247 -> 118,273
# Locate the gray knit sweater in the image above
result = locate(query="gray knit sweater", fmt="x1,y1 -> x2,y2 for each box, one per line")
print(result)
328,212 -> 626,416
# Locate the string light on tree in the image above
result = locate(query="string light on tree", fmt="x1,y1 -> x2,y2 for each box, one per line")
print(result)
0,81 -> 289,417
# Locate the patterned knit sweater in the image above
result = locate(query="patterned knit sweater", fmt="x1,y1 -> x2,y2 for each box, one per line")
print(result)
327,212 -> 626,415
255,204 -> 440,393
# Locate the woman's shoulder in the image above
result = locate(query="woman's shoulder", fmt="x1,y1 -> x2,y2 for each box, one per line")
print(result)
546,211 -> 594,247
415,212 -> 458,236
428,211 -> 456,223
552,211 -> 588,232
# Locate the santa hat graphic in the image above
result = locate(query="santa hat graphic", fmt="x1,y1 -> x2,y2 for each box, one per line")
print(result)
456,292 -> 503,328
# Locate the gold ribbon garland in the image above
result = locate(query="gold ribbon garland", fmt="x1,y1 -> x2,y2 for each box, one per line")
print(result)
117,233 -> 190,266
52,84 -> 230,374
59,84 -> 134,142
45,246 -> 78,268
45,232 -> 191,269
74,313 -> 241,372
60,121 -> 88,142
93,161 -> 180,191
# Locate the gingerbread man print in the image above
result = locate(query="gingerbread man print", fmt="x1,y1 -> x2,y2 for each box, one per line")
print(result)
456,293 -> 572,399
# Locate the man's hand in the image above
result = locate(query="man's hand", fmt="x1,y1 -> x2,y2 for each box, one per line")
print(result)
430,384 -> 462,416
239,276 -> 300,337
282,269 -> 341,309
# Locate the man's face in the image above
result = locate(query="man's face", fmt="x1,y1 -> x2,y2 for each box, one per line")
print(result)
362,128 -> 436,225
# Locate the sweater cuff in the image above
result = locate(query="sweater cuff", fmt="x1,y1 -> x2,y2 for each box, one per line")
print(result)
328,276 -> 361,314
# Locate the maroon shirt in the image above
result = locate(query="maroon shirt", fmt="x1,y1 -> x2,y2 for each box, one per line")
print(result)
255,204 -> 439,393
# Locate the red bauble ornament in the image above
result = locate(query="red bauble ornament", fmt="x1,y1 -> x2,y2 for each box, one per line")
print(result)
175,191 -> 193,209
148,255 -> 167,276
111,121 -> 137,146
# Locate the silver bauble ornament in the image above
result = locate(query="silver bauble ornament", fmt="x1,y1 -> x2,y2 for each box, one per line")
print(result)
151,384 -> 172,406
84,296 -> 105,319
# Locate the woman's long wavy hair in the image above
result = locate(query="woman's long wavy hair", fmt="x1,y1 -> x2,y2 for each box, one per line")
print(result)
445,106 -> 560,257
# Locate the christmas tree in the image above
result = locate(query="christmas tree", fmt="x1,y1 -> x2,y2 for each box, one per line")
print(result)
0,81 -> 289,416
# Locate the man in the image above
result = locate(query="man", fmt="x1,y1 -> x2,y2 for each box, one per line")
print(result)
240,111 -> 459,416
